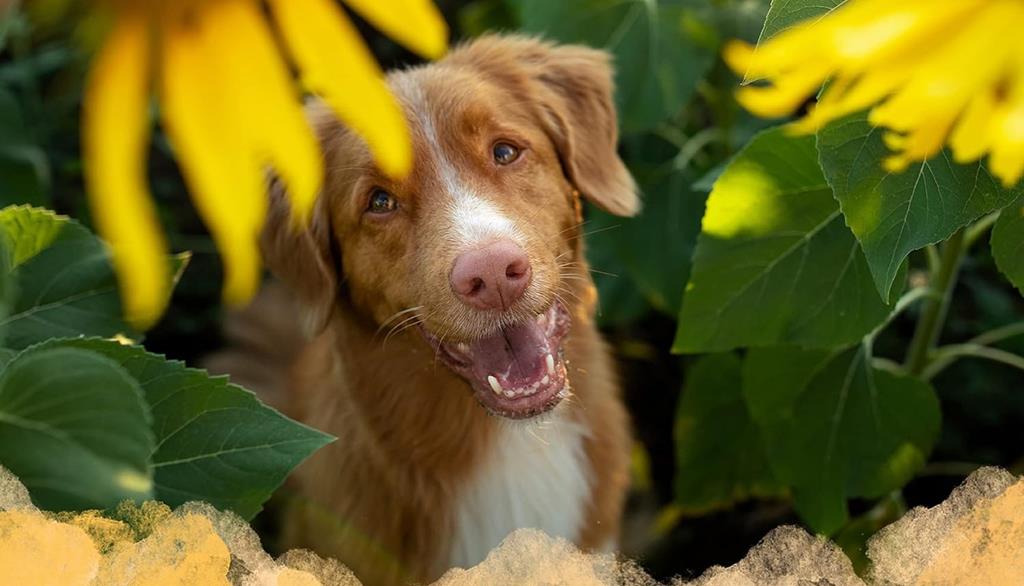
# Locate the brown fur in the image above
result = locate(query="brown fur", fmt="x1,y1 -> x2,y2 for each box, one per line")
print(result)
214,35 -> 637,584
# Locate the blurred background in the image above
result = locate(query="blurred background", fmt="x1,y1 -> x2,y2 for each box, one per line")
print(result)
1,0 -> 1022,580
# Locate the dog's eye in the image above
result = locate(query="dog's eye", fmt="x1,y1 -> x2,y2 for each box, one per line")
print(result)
492,142 -> 520,165
367,189 -> 398,214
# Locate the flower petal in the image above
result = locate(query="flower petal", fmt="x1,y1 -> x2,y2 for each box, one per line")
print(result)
269,0 -> 412,179
202,0 -> 323,227
343,0 -> 448,60
159,2 -> 266,305
82,6 -> 168,330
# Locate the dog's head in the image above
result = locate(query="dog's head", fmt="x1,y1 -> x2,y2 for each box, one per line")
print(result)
263,35 -> 638,419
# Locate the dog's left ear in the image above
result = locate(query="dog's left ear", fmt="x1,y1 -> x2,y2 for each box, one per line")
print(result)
450,36 -> 639,217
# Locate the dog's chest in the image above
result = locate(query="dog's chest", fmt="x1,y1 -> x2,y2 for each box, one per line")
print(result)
445,417 -> 592,570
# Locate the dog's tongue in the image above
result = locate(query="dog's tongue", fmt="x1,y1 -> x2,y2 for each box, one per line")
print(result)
467,319 -> 549,386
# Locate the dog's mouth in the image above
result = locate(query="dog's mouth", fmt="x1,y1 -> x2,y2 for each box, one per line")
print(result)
421,301 -> 571,419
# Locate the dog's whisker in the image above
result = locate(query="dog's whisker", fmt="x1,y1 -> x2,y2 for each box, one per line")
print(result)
377,306 -> 425,337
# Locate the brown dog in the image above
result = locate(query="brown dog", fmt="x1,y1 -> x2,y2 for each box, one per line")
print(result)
216,35 -> 638,584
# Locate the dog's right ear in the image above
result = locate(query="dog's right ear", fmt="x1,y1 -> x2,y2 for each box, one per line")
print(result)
261,102 -> 343,335
261,176 -> 337,335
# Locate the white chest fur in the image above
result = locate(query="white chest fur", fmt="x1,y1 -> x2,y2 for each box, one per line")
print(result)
446,414 -> 593,570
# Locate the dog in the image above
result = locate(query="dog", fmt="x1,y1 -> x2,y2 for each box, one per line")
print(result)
210,35 -> 639,584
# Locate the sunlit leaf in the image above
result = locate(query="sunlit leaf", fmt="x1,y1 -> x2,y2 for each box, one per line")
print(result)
675,127 -> 893,353
0,206 -> 133,349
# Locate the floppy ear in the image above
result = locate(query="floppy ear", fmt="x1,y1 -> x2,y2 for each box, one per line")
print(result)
260,102 -> 340,335
450,36 -> 639,216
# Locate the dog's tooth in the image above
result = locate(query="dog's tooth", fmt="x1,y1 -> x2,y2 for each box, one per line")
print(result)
504,389 -> 516,398
541,375 -> 550,385
487,375 -> 502,395
545,353 -> 555,375
456,343 -> 469,353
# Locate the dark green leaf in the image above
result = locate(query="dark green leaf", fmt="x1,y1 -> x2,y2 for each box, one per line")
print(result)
675,127 -> 892,353
743,345 -> 940,534
991,199 -> 1024,296
674,352 -> 783,512
32,338 -> 334,520
817,112 -> 1023,301
0,346 -> 154,511
518,0 -> 714,132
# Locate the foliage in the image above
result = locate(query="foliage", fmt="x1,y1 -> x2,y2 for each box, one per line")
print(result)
2,0 -> 1024,579
0,205 -> 332,519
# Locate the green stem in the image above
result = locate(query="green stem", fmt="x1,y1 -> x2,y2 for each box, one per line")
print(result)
964,210 -> 1001,248
970,320 -> 1024,347
905,229 -> 967,375
922,343 -> 1024,381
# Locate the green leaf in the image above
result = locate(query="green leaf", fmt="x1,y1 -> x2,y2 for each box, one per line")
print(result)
32,338 -> 334,520
0,206 -> 133,348
675,127 -> 893,353
0,89 -> 51,208
518,0 -> 714,133
0,346 -> 154,511
991,199 -> 1024,296
743,345 -> 940,534
588,165 -> 706,317
816,113 -> 1023,301
674,353 -> 783,513
757,0 -> 845,43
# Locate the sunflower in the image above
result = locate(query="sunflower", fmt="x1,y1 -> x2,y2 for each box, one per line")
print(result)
82,0 -> 447,329
724,0 -> 1024,187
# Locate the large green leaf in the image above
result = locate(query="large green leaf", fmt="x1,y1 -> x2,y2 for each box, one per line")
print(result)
518,0 -> 713,133
0,346 -> 154,511
674,352 -> 782,512
32,338 -> 334,520
817,113 -> 1023,301
675,127 -> 893,353
757,0 -> 845,43
743,345 -> 940,534
991,199 -> 1024,296
0,206 -> 132,348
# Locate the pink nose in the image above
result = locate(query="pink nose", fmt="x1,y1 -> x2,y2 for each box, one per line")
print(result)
450,240 -> 532,310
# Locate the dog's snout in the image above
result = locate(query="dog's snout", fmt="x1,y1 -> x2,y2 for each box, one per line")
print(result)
450,240 -> 532,310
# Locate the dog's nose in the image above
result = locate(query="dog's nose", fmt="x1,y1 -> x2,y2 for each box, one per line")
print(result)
450,240 -> 532,310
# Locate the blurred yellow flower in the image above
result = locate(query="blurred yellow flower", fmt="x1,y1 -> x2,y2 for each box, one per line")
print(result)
82,0 -> 447,329
725,0 -> 1024,187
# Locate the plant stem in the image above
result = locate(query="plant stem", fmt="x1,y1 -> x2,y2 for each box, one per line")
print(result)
905,229 -> 967,375
922,343 -> 1024,381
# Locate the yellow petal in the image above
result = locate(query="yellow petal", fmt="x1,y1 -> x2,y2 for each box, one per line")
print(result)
201,0 -> 323,227
159,2 -> 266,305
82,6 -> 168,330
735,59 -> 831,119
343,0 -> 448,60
951,89 -> 998,164
269,0 -> 412,179
989,100 -> 1024,187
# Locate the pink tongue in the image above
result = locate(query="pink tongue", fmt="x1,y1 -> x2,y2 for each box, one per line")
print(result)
468,319 -> 549,386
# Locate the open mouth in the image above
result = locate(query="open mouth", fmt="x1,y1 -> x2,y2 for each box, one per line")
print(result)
421,301 -> 571,419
